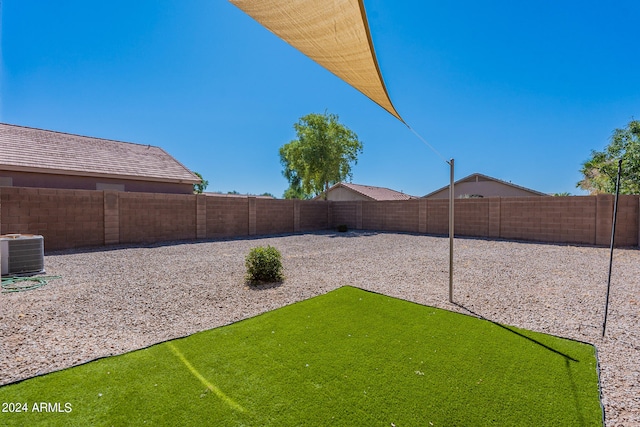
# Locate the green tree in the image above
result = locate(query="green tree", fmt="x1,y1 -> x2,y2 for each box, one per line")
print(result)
192,171 -> 209,194
280,112 -> 363,199
282,175 -> 310,200
577,120 -> 640,194
283,186 -> 309,200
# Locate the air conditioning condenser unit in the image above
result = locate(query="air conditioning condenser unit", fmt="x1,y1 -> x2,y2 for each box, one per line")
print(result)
1,234 -> 45,276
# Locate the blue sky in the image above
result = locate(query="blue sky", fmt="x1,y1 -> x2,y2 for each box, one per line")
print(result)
2,1 -> 638,197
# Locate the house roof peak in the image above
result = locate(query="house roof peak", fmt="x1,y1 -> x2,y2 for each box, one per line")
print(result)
324,182 -> 417,201
0,122 -> 200,184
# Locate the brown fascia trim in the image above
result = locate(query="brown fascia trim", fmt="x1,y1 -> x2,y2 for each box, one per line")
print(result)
0,165 -> 201,185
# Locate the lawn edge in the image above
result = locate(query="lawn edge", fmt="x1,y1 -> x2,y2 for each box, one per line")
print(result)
0,284 -> 607,426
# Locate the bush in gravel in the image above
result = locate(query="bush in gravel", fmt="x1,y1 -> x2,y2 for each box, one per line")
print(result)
337,224 -> 348,232
245,245 -> 284,284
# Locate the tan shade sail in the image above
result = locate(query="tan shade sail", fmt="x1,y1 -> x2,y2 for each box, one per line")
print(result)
229,0 -> 404,122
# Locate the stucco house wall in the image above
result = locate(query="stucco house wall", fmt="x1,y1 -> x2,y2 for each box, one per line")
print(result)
325,186 -> 372,201
424,173 -> 547,199
0,170 -> 194,194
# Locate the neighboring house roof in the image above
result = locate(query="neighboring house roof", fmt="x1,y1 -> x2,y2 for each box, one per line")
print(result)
423,173 -> 548,198
317,182 -> 417,201
0,123 -> 200,184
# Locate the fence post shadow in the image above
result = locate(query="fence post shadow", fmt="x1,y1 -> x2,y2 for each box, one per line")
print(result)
451,302 -> 579,362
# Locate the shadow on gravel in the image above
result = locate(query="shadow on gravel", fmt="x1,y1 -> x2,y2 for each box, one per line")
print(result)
245,281 -> 284,291
46,229 -> 615,258
325,230 -> 380,238
46,234 -> 298,256
45,231 -> 387,256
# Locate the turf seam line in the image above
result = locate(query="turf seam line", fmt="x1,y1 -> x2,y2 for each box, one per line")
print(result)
166,342 -> 245,413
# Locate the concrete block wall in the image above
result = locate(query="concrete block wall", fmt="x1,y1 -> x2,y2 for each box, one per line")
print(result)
361,201 -> 386,231
0,187 -> 104,250
487,198 -> 501,238
104,191 -> 119,245
255,198 -> 295,235
196,195 -> 207,239
299,201 -> 329,232
0,190 -> 331,251
500,197 -> 586,244
328,195 -> 640,247
205,196 -> 249,238
362,200 -> 421,233
455,199 -> 490,237
118,192 -> 197,244
611,195 -> 639,246
330,201 -> 359,230
1,188 -> 639,251
389,200 -> 421,233
426,199 -> 449,235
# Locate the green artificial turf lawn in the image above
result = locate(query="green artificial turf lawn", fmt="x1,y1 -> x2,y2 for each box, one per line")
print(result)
0,286 -> 602,426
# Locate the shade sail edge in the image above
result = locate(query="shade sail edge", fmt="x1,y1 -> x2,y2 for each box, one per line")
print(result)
229,0 -> 405,123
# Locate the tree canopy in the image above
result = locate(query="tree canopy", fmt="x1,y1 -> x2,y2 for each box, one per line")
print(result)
280,112 -> 363,199
192,171 -> 209,194
577,120 -> 640,195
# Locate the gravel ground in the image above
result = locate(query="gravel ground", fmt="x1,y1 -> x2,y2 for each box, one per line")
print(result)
1,231 -> 638,425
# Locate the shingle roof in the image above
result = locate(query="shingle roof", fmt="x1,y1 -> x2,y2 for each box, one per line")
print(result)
0,123 -> 200,184
327,182 -> 417,201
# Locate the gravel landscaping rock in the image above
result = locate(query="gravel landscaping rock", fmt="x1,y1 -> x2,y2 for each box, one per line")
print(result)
1,231 -> 638,426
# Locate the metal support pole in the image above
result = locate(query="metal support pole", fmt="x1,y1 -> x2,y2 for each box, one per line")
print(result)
603,159 -> 622,337
448,158 -> 454,303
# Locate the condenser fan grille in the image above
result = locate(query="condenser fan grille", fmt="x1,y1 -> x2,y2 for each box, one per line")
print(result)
1,235 -> 45,276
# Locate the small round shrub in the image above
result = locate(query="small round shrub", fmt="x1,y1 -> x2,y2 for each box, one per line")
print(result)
337,224 -> 348,232
245,245 -> 284,283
